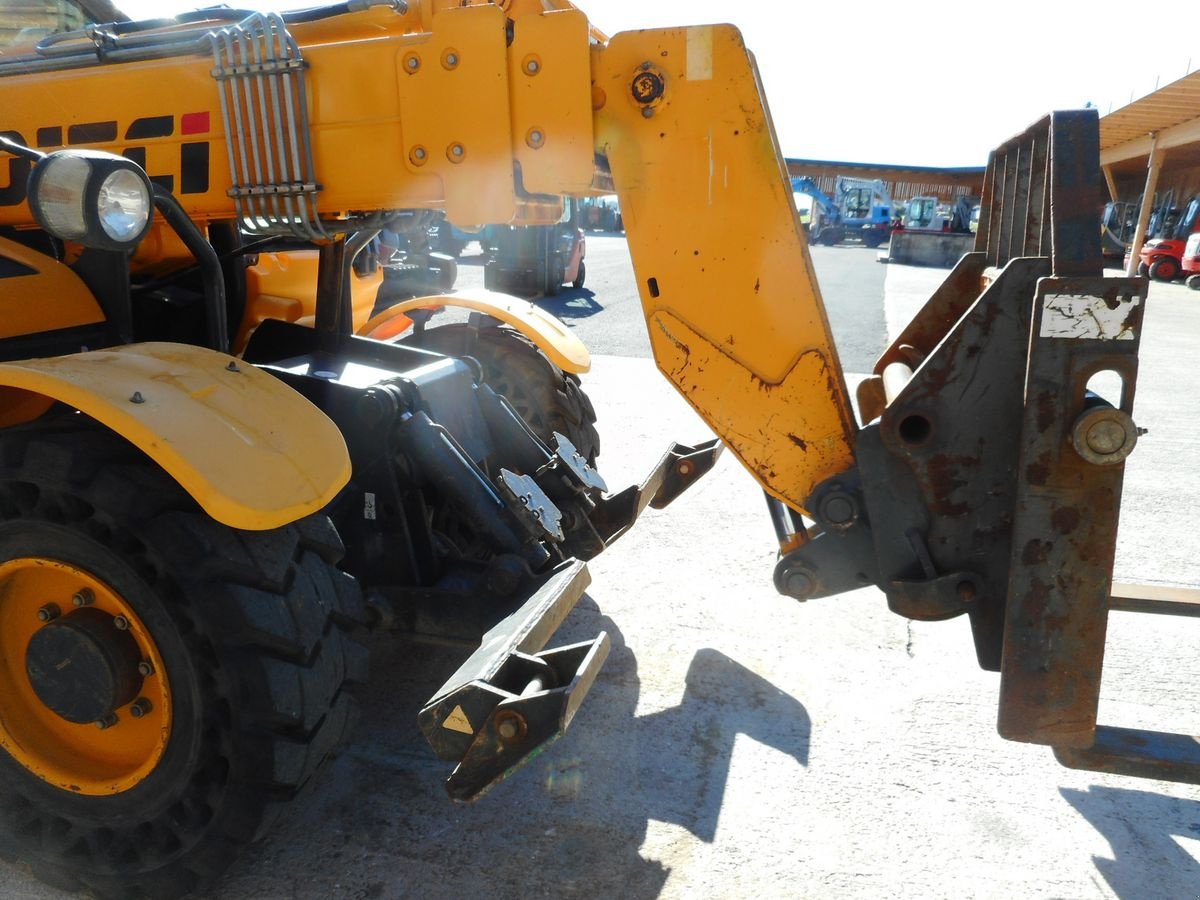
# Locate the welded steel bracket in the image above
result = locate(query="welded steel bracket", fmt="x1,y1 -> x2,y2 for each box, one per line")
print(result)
418,560 -> 610,801
587,438 -> 723,547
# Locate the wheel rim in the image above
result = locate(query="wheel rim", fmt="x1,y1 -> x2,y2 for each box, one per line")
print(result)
0,558 -> 171,795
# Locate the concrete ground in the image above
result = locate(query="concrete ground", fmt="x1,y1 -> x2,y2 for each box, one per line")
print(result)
1,253 -> 1197,899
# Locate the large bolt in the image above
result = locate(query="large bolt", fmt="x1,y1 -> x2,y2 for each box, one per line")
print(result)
137,660 -> 155,677
782,568 -> 815,600
36,603 -> 61,622
129,698 -> 153,719
72,588 -> 94,607
1071,406 -> 1139,466
113,615 -> 130,631
819,492 -> 858,527
95,713 -> 118,730
631,70 -> 665,105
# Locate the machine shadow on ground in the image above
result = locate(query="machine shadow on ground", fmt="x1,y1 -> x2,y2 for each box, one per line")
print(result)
219,597 -> 811,899
537,288 -> 603,320
1061,785 -> 1200,898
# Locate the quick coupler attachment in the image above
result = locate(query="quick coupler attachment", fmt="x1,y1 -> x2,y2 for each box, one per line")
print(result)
588,438 -> 724,547
418,560 -> 610,802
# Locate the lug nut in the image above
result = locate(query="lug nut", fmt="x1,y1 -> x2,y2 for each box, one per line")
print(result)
72,588 -> 94,607
113,615 -> 130,631
137,660 -> 155,677
95,713 -> 118,730
129,698 -> 153,719
36,603 -> 61,622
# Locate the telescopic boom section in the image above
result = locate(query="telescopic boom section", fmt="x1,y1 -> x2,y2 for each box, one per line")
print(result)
594,26 -> 858,512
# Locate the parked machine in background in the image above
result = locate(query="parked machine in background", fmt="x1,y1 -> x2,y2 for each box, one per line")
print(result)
791,175 -> 845,245
834,176 -> 894,247
484,201 -> 586,296
1101,198 -> 1139,260
1133,194 -> 1200,280
1181,231 -> 1200,288
577,194 -> 623,232
902,194 -> 979,234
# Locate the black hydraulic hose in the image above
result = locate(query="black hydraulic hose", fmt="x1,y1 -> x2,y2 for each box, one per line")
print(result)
151,187 -> 228,354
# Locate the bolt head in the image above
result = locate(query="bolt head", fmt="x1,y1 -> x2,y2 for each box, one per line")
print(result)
129,698 -> 153,719
782,569 -> 815,600
1085,419 -> 1128,455
113,615 -> 130,631
36,603 -> 61,622
137,660 -> 155,677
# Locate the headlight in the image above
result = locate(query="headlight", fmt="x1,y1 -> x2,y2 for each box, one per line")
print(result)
28,150 -> 153,251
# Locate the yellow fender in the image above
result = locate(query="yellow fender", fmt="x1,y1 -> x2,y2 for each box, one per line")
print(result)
0,343 -> 350,531
360,289 -> 590,374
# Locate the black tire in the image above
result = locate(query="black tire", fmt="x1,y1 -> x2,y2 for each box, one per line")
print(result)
1186,274 -> 1200,290
545,259 -> 564,297
1137,261 -> 1149,277
572,259 -> 586,290
1148,257 -> 1180,281
403,323 -> 600,463
863,231 -> 884,249
0,419 -> 369,899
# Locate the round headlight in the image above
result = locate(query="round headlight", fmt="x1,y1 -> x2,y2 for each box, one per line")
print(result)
97,168 -> 151,242
28,150 -> 153,251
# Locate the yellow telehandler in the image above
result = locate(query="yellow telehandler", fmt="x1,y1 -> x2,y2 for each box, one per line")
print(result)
0,0 -> 1187,896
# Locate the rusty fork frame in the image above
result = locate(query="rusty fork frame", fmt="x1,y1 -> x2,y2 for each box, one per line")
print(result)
780,110 -> 1199,784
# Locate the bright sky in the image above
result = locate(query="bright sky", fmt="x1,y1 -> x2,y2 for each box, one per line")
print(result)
587,0 -> 1200,168
115,0 -> 1199,168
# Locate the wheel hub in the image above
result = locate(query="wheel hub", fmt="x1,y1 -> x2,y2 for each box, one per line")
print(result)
25,607 -> 143,725
0,557 -> 171,794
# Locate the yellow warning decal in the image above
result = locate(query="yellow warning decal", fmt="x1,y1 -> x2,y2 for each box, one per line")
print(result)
443,705 -> 474,735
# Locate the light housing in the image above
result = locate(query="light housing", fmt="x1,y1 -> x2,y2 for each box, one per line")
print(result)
27,150 -> 153,252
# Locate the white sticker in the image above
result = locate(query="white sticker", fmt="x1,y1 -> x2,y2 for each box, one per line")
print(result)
686,27 -> 713,81
1040,293 -> 1139,340
364,492 -> 377,521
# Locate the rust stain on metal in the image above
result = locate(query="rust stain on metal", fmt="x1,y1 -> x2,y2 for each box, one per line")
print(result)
1021,539 -> 1052,566
787,434 -> 809,451
1036,391 -> 1057,433
923,453 -> 980,517
1051,506 -> 1081,535
1026,452 -> 1052,487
